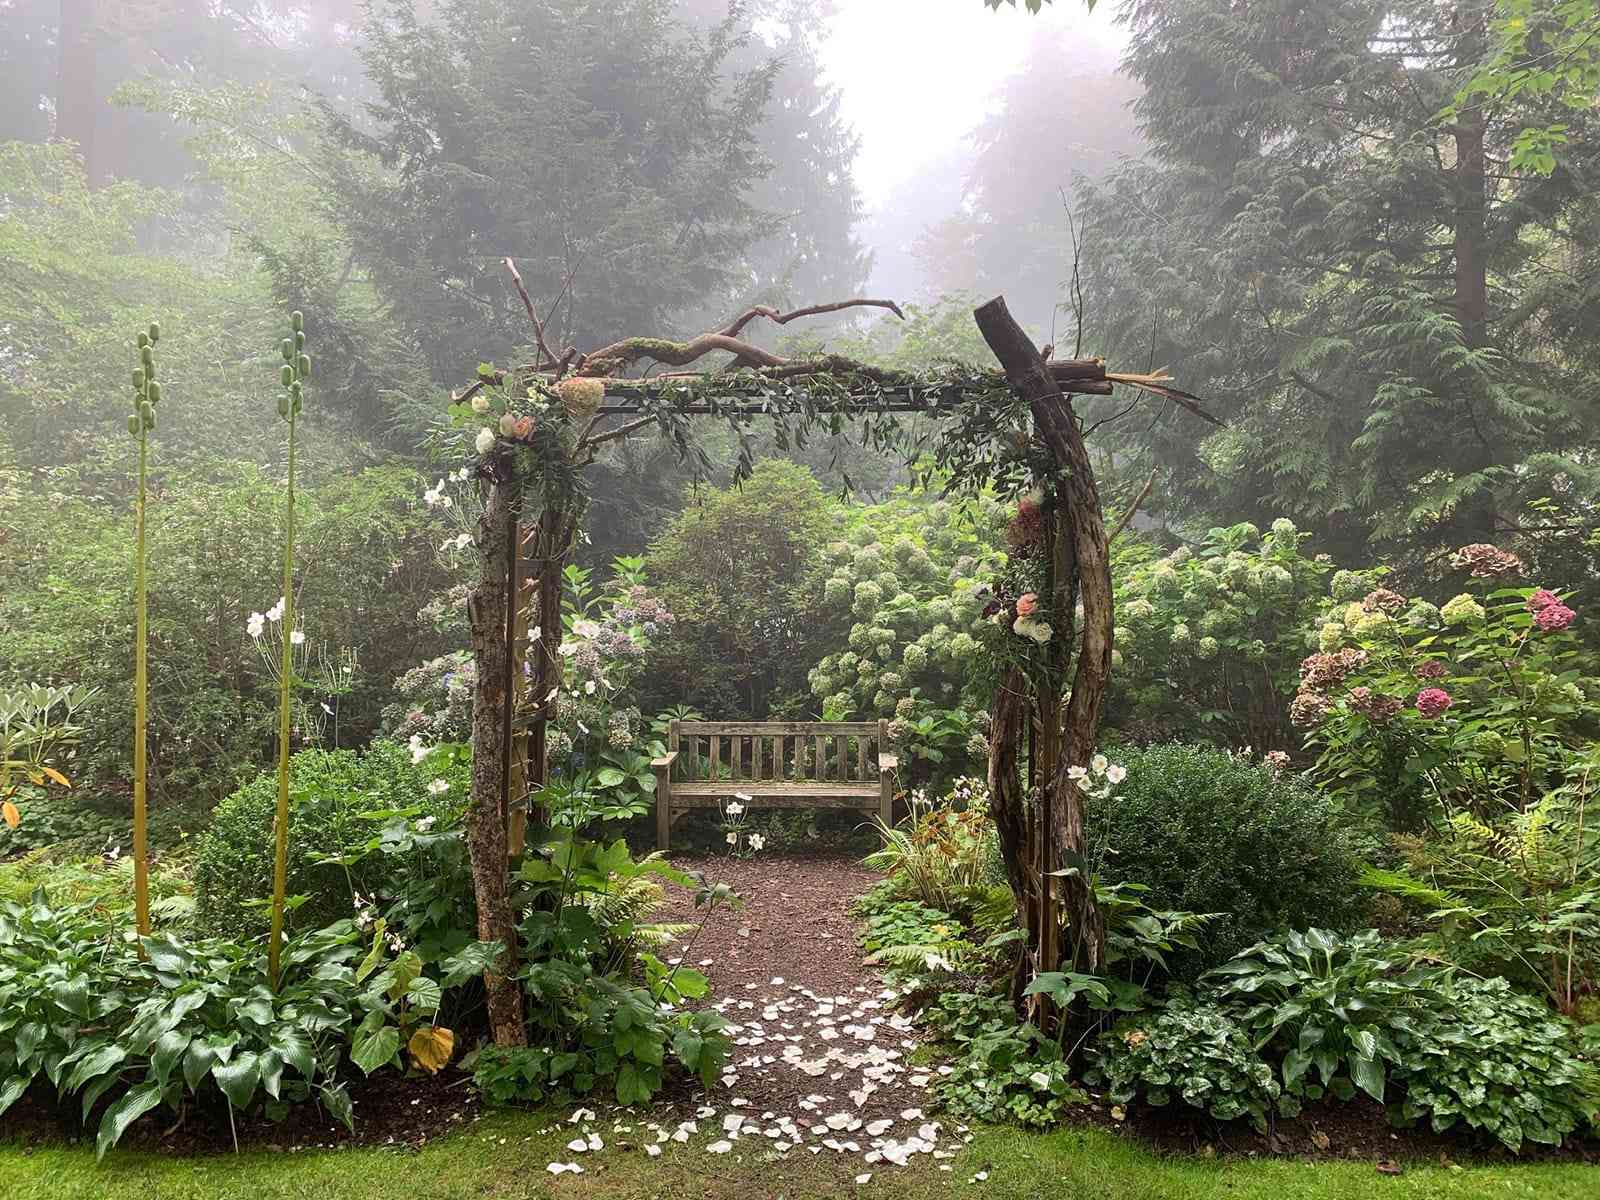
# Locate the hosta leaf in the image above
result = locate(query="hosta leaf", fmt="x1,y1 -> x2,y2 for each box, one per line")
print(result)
212,1051 -> 261,1110
269,1029 -> 315,1079
1350,1053 -> 1385,1102
141,938 -> 193,975
95,1082 -> 164,1160
150,1031 -> 189,1089
65,1043 -> 127,1092
0,1074 -> 29,1117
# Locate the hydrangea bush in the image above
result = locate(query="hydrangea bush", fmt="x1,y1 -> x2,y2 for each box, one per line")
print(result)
1294,544 -> 1590,827
1110,519 -> 1333,748
805,492 -> 1008,718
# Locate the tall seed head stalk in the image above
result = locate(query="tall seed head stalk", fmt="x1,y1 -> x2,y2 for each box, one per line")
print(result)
128,319 -> 161,938
268,310 -> 309,990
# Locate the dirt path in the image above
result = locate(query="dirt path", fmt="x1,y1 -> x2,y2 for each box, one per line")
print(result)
632,853 -> 962,1174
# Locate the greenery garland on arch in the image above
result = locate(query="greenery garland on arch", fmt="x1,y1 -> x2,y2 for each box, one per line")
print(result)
445,272 -> 1217,1045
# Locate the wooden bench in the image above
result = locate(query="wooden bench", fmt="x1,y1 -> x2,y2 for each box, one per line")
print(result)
652,719 -> 899,850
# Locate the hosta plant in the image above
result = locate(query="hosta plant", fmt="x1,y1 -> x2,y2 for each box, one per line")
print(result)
1204,928 -> 1440,1111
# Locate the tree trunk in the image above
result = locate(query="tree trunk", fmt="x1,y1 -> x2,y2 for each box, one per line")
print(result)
975,295 -> 1109,976
56,0 -> 100,186
467,471 -> 526,1047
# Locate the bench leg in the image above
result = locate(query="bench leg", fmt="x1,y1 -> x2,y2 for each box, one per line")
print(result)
655,772 -> 672,852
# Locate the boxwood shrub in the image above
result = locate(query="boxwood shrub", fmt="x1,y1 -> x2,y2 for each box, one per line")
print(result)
1087,742 -> 1373,979
192,740 -> 464,935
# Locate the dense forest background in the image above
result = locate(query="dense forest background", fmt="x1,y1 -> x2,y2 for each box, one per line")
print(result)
3,0 -> 1598,835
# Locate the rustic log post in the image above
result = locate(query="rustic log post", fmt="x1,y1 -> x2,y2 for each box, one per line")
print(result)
523,507 -> 574,829
975,295 -> 1110,977
987,666 -> 1039,1002
467,467 -> 527,1047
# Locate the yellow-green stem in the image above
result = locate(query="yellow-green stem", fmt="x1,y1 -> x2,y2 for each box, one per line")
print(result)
268,409 -> 297,990
132,429 -> 151,937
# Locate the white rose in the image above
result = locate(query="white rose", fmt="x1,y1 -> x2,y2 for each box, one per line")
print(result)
470,395 -> 490,414
474,426 -> 496,455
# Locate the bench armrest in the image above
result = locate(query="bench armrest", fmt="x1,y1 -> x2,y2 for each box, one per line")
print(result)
878,753 -> 899,773
651,751 -> 679,770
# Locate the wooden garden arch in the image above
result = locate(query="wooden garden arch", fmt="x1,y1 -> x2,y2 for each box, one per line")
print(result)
454,270 -> 1217,1046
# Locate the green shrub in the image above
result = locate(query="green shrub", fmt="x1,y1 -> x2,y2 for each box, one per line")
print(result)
192,741 -> 464,936
1087,742 -> 1372,978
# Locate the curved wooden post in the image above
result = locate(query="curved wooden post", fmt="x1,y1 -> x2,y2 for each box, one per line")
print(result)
975,295 -> 1110,977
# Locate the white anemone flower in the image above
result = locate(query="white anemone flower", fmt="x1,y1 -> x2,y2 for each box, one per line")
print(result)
1066,765 -> 1089,783
290,629 -> 305,645
427,778 -> 449,795
1091,753 -> 1109,774
724,832 -> 739,846
725,801 -> 744,816
1105,763 -> 1127,784
246,612 -> 265,638
747,833 -> 765,851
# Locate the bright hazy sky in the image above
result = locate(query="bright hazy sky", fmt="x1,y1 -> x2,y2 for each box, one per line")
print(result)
819,0 -> 1128,209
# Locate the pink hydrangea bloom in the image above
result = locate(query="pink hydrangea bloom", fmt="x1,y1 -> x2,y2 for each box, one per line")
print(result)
1526,588 -> 1561,613
1534,602 -> 1576,632
1415,688 -> 1453,719
1414,660 -> 1447,680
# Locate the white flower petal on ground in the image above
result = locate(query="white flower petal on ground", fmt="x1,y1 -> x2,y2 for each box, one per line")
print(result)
1029,1071 -> 1050,1090
546,1162 -> 583,1175
706,1140 -> 734,1155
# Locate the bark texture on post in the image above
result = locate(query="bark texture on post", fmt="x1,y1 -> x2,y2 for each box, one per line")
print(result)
467,469 -> 526,1047
975,294 -> 1110,976
523,508 -> 575,829
987,665 -> 1040,1002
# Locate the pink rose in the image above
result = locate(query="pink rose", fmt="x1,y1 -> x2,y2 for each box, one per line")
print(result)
1016,592 -> 1039,617
1534,603 -> 1575,632
1415,688 -> 1453,719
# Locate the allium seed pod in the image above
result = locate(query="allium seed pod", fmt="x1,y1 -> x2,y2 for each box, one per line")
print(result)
141,346 -> 154,369
137,332 -> 150,349
148,321 -> 160,343
139,401 -> 155,427
291,311 -> 304,332
281,338 -> 294,361
280,365 -> 294,387
146,381 -> 162,404
128,414 -> 141,436
295,330 -> 305,350
296,353 -> 311,378
133,368 -> 145,389
277,395 -> 290,419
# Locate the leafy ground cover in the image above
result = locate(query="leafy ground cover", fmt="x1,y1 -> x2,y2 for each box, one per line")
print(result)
3,1114 -> 1596,1200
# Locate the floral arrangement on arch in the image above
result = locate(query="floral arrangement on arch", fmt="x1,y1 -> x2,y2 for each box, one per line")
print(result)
1292,543 -> 1589,825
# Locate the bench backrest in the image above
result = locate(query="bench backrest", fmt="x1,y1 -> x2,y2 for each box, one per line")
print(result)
669,719 -> 888,785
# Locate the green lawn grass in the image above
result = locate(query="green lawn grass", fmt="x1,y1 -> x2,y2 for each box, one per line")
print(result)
1,1110 -> 1593,1200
